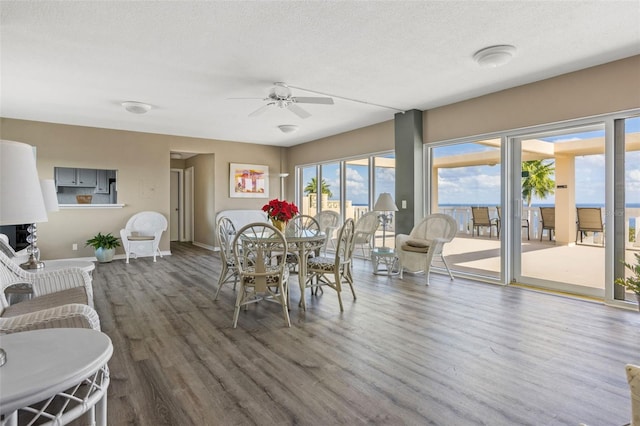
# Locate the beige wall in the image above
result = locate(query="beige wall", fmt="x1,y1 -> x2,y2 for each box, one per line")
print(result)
0,119 -> 282,259
424,55 -> 640,142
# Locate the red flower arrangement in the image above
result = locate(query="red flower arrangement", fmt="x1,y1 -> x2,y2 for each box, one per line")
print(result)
262,199 -> 299,222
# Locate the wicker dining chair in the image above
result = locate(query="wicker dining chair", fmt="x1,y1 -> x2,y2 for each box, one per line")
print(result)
231,223 -> 290,328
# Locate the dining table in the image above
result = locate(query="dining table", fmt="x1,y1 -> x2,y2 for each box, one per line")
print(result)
281,228 -> 326,311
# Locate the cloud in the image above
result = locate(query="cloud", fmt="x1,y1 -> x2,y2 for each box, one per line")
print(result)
376,167 -> 395,182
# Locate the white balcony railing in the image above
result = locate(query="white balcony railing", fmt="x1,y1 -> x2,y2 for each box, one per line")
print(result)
439,206 -> 640,247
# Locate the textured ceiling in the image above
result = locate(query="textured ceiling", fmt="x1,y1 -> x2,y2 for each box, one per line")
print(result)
1,1 -> 639,147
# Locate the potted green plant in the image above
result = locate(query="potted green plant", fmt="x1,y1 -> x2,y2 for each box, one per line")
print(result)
86,232 -> 121,263
615,252 -> 640,310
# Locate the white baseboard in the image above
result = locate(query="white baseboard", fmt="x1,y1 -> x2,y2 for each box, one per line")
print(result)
51,250 -> 172,263
192,241 -> 216,251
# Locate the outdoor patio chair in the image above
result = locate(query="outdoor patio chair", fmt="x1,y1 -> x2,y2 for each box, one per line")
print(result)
576,207 -> 604,245
496,207 -> 530,240
471,207 -> 498,238
396,214 -> 457,286
539,207 -> 555,241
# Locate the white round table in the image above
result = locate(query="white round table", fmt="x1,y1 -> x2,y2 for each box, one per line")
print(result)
33,259 -> 95,275
0,328 -> 113,426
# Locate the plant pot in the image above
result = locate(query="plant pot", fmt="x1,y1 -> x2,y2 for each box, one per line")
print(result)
636,293 -> 640,312
95,247 -> 115,263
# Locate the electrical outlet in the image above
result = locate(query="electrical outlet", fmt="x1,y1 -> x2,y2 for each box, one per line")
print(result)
72,243 -> 78,251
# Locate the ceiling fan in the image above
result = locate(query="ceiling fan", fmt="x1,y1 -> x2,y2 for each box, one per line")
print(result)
232,82 -> 334,119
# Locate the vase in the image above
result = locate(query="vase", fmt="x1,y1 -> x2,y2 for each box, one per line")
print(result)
271,219 -> 286,232
95,247 -> 115,263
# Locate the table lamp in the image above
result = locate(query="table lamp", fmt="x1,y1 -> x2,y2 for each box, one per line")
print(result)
373,193 -> 398,252
0,140 -> 49,270
24,179 -> 60,267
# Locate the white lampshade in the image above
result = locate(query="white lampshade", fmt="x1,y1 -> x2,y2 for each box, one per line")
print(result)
0,140 -> 48,225
40,179 -> 59,212
374,193 -> 398,212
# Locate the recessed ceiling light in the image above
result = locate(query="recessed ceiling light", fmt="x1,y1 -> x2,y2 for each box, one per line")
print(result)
278,124 -> 299,134
122,101 -> 152,114
473,45 -> 516,68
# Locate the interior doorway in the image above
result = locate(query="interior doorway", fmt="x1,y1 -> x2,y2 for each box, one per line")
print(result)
170,169 -> 183,241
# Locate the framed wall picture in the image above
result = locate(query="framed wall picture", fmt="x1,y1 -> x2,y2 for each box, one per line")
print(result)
229,163 -> 269,198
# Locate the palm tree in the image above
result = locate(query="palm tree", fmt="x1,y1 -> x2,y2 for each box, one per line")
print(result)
521,160 -> 555,206
304,177 -> 333,197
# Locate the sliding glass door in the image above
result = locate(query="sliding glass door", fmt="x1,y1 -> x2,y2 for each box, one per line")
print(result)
512,125 -> 606,297
431,139 -> 503,280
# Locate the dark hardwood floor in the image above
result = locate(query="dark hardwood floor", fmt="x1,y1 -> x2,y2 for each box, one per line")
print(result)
90,242 -> 640,425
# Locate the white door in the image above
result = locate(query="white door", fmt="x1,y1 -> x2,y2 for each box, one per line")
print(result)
170,170 -> 180,241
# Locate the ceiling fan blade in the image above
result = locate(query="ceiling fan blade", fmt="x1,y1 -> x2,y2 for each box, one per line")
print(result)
292,97 -> 334,105
287,103 -> 311,119
227,97 -> 264,100
248,104 -> 271,117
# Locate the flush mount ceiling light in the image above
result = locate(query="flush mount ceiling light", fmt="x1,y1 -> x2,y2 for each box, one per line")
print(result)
278,124 -> 299,134
473,45 -> 516,68
170,153 -> 182,160
122,101 -> 152,114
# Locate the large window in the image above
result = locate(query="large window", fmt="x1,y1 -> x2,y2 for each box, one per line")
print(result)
297,152 -> 395,252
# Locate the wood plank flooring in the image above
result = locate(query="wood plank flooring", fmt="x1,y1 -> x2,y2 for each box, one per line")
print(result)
90,242 -> 640,425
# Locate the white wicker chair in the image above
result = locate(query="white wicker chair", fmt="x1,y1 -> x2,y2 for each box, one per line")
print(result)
314,211 -> 341,254
232,223 -> 290,328
306,219 -> 357,312
120,211 -> 168,263
0,233 -> 30,264
0,250 -> 100,334
214,216 -> 238,300
353,211 -> 380,259
395,214 -> 457,286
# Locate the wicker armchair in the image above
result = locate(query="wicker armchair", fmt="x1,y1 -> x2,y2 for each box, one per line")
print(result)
0,251 -> 99,334
396,214 -> 457,286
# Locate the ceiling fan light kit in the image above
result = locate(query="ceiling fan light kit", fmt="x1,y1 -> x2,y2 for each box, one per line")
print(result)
238,82 -> 335,119
278,124 -> 299,134
122,101 -> 152,114
473,45 -> 516,68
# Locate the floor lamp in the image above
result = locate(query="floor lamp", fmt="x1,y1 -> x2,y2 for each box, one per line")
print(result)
279,173 -> 289,199
373,193 -> 398,252
0,140 -> 49,365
